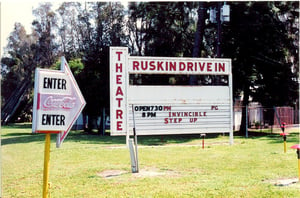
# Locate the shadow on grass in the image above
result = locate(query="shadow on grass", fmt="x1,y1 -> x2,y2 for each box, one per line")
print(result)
2,123 -> 299,146
1,133 -> 45,146
236,131 -> 299,145
64,131 -> 223,146
2,123 -> 222,146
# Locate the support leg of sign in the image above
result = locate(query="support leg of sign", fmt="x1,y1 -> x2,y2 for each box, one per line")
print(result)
128,139 -> 137,173
43,133 -> 51,198
129,104 -> 139,173
133,127 -> 139,173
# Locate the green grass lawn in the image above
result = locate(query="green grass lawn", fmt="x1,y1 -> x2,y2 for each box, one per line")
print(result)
2,123 -> 300,198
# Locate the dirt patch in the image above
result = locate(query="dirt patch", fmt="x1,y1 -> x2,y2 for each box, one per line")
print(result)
263,177 -> 299,187
132,168 -> 179,178
97,167 -> 179,179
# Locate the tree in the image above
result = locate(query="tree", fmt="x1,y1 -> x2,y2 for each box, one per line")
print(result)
32,2 -> 58,68
1,23 -> 38,122
127,2 -> 196,57
56,2 -> 83,59
192,2 -> 208,58
1,1 -> 298,131
77,2 -> 126,132
222,2 -> 299,133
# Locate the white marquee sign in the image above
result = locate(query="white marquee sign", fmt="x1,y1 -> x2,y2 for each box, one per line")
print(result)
110,47 -> 233,143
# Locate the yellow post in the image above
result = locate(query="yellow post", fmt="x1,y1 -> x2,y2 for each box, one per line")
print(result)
43,133 -> 51,198
298,158 -> 300,181
291,145 -> 300,182
280,133 -> 288,153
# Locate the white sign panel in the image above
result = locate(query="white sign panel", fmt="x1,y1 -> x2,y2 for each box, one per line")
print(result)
128,56 -> 230,75
128,86 -> 231,135
110,47 -> 233,139
32,57 -> 86,147
110,47 -> 128,135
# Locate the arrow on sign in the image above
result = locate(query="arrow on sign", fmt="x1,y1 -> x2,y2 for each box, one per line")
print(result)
56,57 -> 86,147
32,56 -> 86,148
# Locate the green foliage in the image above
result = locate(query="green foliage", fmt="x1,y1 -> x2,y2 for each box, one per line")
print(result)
1,1 -> 298,124
53,58 -> 84,76
223,2 -> 299,107
128,2 -> 197,57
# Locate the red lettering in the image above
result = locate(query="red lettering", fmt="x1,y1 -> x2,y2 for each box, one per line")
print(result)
116,75 -> 122,84
157,62 -> 163,71
199,62 -> 205,71
141,61 -> 147,70
116,109 -> 123,119
116,98 -> 123,107
116,63 -> 122,72
164,118 -> 168,124
179,62 -> 185,71
116,121 -> 123,130
133,61 -> 139,70
149,61 -> 155,70
219,63 -> 225,72
207,62 -> 212,72
116,86 -> 124,96
187,62 -> 193,71
164,118 -> 182,124
170,62 -> 176,71
116,51 -> 123,61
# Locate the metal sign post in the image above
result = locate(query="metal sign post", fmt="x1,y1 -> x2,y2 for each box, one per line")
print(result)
130,105 -> 139,173
32,57 -> 86,197
43,133 -> 51,198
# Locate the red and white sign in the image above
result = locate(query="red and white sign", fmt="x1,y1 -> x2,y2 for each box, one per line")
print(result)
110,47 -> 128,135
110,47 -> 233,144
32,57 -> 86,147
129,57 -> 230,74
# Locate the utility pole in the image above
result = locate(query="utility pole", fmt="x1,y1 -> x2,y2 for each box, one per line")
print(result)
193,2 -> 207,58
216,2 -> 222,58
190,2 -> 207,85
209,2 -> 230,58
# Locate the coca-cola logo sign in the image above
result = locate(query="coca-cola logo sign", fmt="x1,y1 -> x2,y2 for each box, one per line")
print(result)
43,96 -> 76,110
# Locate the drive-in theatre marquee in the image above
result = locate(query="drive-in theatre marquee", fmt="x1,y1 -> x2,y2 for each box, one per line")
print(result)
110,47 -> 233,143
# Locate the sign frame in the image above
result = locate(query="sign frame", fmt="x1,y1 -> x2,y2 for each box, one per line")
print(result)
110,47 -> 233,144
32,57 -> 86,147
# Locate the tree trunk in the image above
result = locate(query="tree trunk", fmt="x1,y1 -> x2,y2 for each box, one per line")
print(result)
192,2 -> 207,58
239,85 -> 250,135
190,2 -> 207,85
